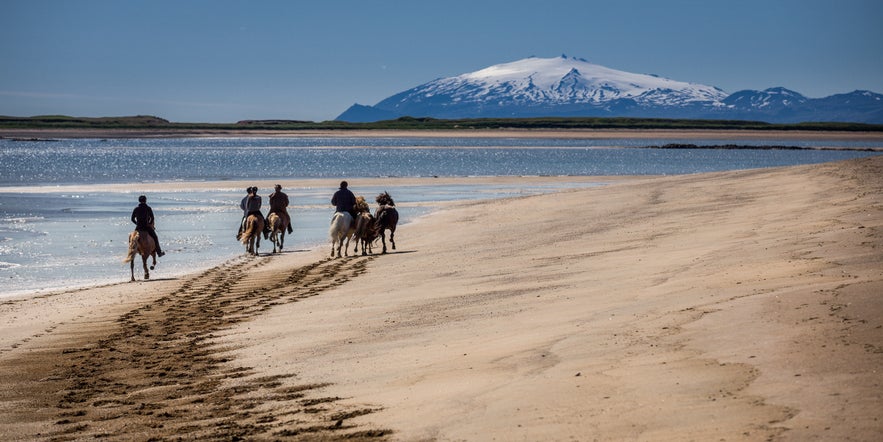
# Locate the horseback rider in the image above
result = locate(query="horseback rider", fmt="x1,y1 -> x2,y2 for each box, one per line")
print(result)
268,184 -> 294,234
331,180 -> 357,219
131,195 -> 165,257
238,187 -> 266,240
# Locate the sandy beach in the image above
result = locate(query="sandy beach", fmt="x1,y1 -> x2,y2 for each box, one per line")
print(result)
1,155 -> 881,440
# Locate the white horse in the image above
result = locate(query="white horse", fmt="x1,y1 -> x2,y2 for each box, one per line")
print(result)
329,211 -> 353,258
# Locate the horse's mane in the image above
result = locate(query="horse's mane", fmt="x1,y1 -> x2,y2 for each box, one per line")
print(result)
376,192 -> 395,207
355,195 -> 370,213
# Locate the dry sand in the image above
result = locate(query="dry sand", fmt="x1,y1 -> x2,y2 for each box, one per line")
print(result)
1,156 -> 881,441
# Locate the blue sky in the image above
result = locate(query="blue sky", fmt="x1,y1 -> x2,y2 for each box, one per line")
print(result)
2,0 -> 882,122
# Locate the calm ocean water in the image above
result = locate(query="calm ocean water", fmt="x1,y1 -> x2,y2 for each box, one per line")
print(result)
1,136 -> 880,297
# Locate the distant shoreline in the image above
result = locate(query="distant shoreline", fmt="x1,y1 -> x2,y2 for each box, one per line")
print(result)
2,128 -> 883,152
3,127 -> 883,142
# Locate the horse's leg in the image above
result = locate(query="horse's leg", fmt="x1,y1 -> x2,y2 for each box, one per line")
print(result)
339,235 -> 345,257
142,255 -> 150,280
130,260 -> 135,282
380,230 -> 388,254
390,227 -> 396,250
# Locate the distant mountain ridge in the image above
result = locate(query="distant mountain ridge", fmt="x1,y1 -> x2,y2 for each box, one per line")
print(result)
336,55 -> 883,124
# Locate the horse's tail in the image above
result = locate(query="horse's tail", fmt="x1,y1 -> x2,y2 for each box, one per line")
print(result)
267,212 -> 278,232
240,215 -> 261,245
123,231 -> 138,263
271,212 -> 286,232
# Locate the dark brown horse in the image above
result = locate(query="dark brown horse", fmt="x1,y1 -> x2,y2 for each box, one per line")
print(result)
123,229 -> 157,281
374,191 -> 398,254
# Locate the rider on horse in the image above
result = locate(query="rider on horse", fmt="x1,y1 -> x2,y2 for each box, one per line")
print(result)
238,187 -> 266,240
131,195 -> 165,257
268,184 -> 294,234
331,180 -> 357,219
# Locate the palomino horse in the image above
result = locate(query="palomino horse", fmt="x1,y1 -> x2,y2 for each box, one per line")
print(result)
329,211 -> 353,258
375,191 -> 399,254
267,212 -> 288,253
240,213 -> 264,256
123,229 -> 157,281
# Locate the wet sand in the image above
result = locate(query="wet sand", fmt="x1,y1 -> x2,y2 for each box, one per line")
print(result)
1,155 -> 881,440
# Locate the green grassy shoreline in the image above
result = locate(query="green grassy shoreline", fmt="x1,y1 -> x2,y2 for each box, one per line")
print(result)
2,114 -> 882,132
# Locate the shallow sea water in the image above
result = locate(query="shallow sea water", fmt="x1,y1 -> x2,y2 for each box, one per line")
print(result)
0,181 -> 602,297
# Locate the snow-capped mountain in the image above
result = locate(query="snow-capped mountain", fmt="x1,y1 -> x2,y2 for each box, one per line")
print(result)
336,55 -> 883,124
717,88 -> 883,123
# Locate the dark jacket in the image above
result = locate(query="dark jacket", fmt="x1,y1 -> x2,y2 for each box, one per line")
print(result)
131,203 -> 155,229
331,188 -> 356,213
269,191 -> 289,214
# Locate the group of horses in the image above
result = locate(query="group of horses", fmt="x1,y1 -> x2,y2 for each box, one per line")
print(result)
124,191 -> 399,281
239,191 -> 399,259
238,210 -> 289,256
329,191 -> 398,258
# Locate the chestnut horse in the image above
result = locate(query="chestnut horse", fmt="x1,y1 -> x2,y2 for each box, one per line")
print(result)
240,213 -> 264,256
267,212 -> 288,253
353,211 -> 379,255
374,191 -> 399,254
123,229 -> 157,281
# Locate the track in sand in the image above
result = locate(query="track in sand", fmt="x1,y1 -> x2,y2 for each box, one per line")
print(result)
0,254 -> 391,441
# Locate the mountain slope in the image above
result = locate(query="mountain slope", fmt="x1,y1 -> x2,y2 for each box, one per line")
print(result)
336,55 -> 883,123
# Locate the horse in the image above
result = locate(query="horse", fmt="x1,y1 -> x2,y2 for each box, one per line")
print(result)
123,229 -> 157,281
267,212 -> 288,253
353,211 -> 379,255
240,213 -> 264,256
374,191 -> 399,254
329,211 -> 353,258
